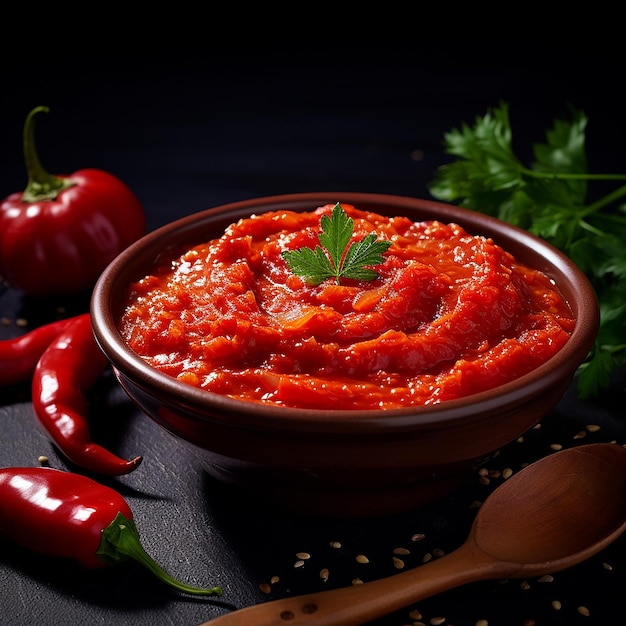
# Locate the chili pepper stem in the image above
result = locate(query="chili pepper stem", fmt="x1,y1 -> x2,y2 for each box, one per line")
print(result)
97,512 -> 223,596
22,106 -> 75,203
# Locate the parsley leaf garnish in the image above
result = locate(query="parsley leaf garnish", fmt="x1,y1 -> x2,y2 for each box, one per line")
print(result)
429,101 -> 626,398
281,203 -> 392,286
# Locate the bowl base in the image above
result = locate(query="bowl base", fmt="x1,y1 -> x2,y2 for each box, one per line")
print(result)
200,459 -> 476,518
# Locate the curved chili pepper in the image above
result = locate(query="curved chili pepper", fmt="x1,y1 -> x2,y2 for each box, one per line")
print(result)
32,312 -> 142,476
0,316 -> 78,386
0,466 -> 223,596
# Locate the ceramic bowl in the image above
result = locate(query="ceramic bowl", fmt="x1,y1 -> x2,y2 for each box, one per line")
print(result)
91,192 -> 599,517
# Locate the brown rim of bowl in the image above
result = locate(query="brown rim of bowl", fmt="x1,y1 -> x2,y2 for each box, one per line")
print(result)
91,192 -> 600,432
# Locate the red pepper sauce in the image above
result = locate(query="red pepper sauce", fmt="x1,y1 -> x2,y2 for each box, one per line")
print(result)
120,204 -> 575,410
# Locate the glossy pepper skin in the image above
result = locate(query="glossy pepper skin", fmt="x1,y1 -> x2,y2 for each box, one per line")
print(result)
0,317 -> 76,386
0,466 -> 223,596
0,106 -> 146,296
0,466 -> 133,568
32,312 -> 142,476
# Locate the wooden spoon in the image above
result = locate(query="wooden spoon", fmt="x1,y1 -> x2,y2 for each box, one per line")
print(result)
200,443 -> 626,626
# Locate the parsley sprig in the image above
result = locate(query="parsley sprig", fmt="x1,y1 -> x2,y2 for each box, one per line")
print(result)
281,203 -> 391,286
429,101 -> 626,398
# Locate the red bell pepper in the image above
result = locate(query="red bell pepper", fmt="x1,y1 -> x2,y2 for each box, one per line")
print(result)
0,466 -> 223,596
0,106 -> 146,296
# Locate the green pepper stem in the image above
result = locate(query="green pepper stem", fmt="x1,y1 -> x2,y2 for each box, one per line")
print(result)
21,106 -> 75,203
96,512 -> 223,597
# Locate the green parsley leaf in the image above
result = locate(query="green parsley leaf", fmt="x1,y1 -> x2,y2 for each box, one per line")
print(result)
429,101 -> 626,398
281,203 -> 391,286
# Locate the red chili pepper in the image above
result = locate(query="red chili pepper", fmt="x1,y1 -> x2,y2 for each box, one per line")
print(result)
0,466 -> 223,596
0,106 -> 146,296
32,312 -> 142,476
0,316 -> 78,386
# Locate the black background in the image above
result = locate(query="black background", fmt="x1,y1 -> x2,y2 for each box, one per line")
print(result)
1,31 -> 626,626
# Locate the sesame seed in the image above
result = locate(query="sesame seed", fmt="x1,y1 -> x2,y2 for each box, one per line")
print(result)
538,575 -> 553,582
411,533 -> 426,542
393,547 -> 410,555
392,557 -> 405,569
602,562 -> 613,571
259,583 -> 271,594
502,467 -> 513,479
430,617 -> 446,625
550,443 -> 563,451
296,552 -> 310,560
577,606 -> 590,616
329,541 -> 342,549
319,568 -> 329,582
294,560 -> 305,568
551,600 -> 562,610
586,424 -> 600,432
355,555 -> 369,564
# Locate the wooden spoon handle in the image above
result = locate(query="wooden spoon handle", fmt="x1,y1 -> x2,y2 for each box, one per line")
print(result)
200,543 -> 499,626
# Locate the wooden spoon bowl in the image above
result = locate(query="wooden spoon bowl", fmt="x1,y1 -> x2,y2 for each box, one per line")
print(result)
200,443 -> 626,626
